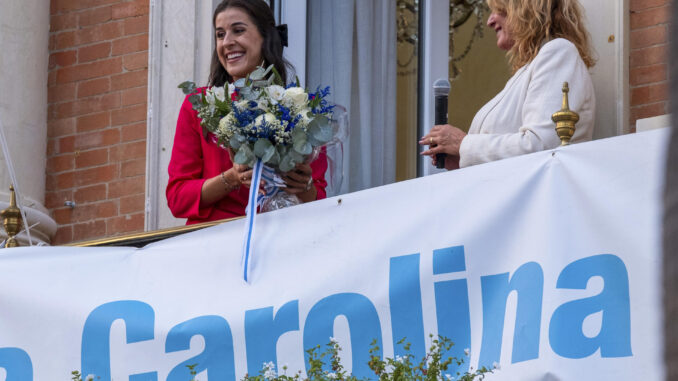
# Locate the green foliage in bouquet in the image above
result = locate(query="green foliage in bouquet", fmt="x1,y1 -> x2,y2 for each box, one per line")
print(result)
179,65 -> 335,172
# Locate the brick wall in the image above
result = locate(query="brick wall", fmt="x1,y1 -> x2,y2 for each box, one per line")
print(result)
47,0 -> 149,244
629,0 -> 671,130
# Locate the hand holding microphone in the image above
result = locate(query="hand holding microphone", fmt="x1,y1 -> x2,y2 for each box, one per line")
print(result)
419,79 -> 466,170
433,79 -> 450,169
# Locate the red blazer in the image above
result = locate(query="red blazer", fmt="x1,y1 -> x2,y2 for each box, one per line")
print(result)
166,93 -> 328,225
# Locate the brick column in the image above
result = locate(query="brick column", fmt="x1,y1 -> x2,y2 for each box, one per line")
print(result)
629,0 -> 671,130
47,0 -> 150,244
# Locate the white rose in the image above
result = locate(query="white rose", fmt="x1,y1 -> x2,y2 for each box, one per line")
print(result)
205,89 -> 216,105
283,87 -> 308,109
212,86 -> 226,102
294,108 -> 312,128
255,113 -> 277,126
266,85 -> 286,104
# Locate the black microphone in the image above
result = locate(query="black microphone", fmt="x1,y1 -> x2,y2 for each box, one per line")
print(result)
433,79 -> 450,169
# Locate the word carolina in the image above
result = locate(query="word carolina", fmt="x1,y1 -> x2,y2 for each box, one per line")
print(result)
0,247 -> 631,381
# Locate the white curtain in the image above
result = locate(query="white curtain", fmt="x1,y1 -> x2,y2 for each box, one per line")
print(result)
306,0 -> 396,195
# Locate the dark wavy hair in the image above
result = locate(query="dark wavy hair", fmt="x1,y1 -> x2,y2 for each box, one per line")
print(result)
208,0 -> 291,87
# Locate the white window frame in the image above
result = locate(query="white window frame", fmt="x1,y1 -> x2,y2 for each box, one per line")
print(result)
280,0 -> 307,83
580,0 -> 630,138
146,0 -> 220,230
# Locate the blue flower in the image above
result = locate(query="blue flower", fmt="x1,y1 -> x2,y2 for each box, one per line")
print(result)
308,86 -> 335,116
231,101 -> 263,131
276,104 -> 292,122
286,114 -> 302,132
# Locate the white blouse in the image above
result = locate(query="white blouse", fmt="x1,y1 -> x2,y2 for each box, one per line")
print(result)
459,38 -> 595,168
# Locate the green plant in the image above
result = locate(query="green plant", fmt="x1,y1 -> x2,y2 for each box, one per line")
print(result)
243,335 -> 494,381
367,336 -> 492,381
243,339 -> 359,381
71,336 -> 495,381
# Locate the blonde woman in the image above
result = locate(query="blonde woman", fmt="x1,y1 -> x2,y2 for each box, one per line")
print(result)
420,0 -> 595,169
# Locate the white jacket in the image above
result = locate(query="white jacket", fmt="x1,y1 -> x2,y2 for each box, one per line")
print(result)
459,38 -> 595,168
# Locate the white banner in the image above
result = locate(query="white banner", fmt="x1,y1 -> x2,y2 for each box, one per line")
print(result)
0,129 -> 668,381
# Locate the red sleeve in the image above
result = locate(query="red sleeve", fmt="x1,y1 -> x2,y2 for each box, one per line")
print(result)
310,147 -> 329,200
165,93 -> 213,220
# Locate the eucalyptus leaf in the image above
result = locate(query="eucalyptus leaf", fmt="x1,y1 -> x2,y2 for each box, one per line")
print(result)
277,144 -> 289,157
279,153 -> 295,172
306,134 -> 321,147
239,87 -> 252,99
250,79 -> 268,89
291,128 -> 306,144
229,135 -> 242,150
254,138 -> 276,163
293,137 -> 312,155
267,149 -> 280,166
240,87 -> 262,100
234,144 -> 254,166
253,138 -> 271,156
288,149 -> 303,163
280,149 -> 303,172
178,81 -> 197,95
188,94 -> 201,108
249,67 -> 267,81
262,145 -> 275,163
307,116 -> 333,144
263,65 -> 273,76
255,65 -> 273,80
233,78 -> 247,88
232,132 -> 247,146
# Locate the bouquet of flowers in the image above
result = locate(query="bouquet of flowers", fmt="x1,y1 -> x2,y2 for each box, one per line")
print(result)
179,65 -> 334,173
179,67 -> 338,282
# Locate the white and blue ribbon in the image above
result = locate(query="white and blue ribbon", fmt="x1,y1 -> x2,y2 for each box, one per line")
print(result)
241,159 -> 264,283
240,160 -> 287,283
259,165 -> 286,202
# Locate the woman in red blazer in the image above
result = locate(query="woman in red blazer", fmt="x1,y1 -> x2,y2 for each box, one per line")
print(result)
166,0 -> 327,224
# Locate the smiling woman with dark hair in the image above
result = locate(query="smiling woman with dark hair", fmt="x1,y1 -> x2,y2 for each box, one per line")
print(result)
166,0 -> 328,225
207,0 -> 290,87
420,0 -> 596,169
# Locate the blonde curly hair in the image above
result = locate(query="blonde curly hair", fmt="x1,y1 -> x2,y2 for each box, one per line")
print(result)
486,0 -> 595,72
